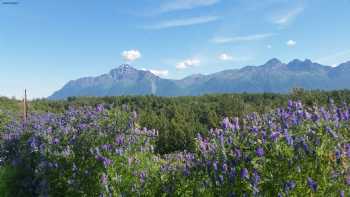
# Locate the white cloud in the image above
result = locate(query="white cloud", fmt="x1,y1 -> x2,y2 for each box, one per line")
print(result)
121,50 -> 141,61
218,53 -> 233,61
176,58 -> 200,69
286,40 -> 296,47
211,33 -> 275,44
145,16 -> 219,29
160,0 -> 220,13
272,6 -> 304,25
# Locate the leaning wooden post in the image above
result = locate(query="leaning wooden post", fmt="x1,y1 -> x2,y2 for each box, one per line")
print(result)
23,89 -> 28,122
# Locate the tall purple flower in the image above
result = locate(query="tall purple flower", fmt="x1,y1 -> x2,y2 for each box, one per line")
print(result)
233,117 -> 240,131
52,138 -> 60,145
335,149 -> 341,160
256,147 -> 264,157
252,170 -> 260,185
234,148 -> 242,159
101,173 -> 108,186
219,134 -> 225,146
229,168 -> 236,183
222,117 -> 231,130
325,126 -> 338,139
139,171 -> 146,184
115,135 -> 124,146
241,168 -> 249,179
284,180 -> 296,192
288,100 -> 293,109
270,131 -> 280,142
307,177 -> 317,192
213,161 -> 218,173
284,129 -> 293,145
222,163 -> 228,173
96,104 -> 104,112
345,144 -> 350,158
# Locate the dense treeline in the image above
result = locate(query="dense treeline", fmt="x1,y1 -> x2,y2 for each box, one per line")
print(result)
2,89 -> 350,154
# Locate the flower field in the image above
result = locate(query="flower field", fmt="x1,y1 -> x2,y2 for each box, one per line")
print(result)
0,100 -> 349,196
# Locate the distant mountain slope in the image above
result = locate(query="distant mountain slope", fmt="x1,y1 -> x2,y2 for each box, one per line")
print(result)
49,59 -> 350,99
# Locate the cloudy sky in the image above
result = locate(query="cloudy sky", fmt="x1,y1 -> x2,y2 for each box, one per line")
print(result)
1,0 -> 350,98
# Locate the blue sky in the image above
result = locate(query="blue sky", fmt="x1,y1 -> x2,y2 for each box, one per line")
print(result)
0,0 -> 350,98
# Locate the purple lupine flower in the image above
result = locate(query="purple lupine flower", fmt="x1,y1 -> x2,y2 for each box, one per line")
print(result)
320,107 -> 330,121
335,149 -> 341,160
183,165 -> 190,176
229,168 -> 236,183
52,138 -> 59,145
284,129 -> 293,145
240,168 -> 249,179
307,177 -> 317,192
311,110 -> 320,122
270,131 -> 280,142
213,161 -> 218,172
256,147 -> 264,157
252,170 -> 260,185
233,117 -> 240,131
340,190 -> 344,197
325,126 -> 338,139
115,135 -> 124,146
234,148 -> 242,159
219,134 -> 225,146
284,180 -> 296,193
78,123 -> 87,130
28,137 -> 39,152
250,126 -> 258,134
102,144 -> 112,152
139,171 -> 146,184
96,155 -> 113,168
96,104 -> 104,112
222,117 -> 231,130
222,163 -> 228,173
288,100 -> 293,109
102,157 -> 112,168
261,129 -> 267,144
101,173 -> 108,186
197,133 -> 202,141
345,144 -> 350,158
296,100 -> 303,109
304,111 -> 312,120
227,136 -> 233,144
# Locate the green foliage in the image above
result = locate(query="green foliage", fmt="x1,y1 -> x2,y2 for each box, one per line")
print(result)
2,90 -> 350,155
0,111 -> 10,133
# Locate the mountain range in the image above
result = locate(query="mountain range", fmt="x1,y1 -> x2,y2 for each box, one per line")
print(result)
49,58 -> 350,99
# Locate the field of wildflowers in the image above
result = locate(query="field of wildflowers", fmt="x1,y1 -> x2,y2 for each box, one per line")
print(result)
0,100 -> 349,196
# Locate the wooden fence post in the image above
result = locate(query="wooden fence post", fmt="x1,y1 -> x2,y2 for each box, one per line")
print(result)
23,89 -> 28,122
